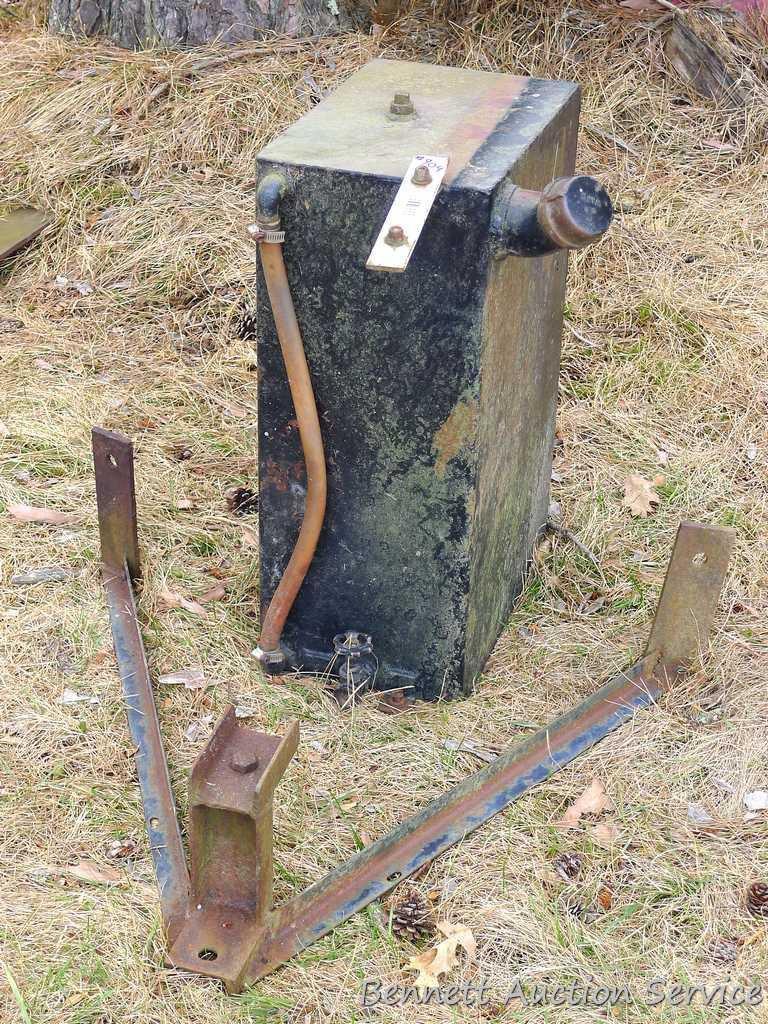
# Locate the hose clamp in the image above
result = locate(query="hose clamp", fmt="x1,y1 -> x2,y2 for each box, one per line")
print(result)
248,222 -> 286,243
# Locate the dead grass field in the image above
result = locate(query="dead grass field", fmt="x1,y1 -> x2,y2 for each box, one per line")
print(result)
1,1 -> 767,1021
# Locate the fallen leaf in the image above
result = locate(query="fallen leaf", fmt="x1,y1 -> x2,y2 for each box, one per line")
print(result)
241,526 -> 259,548
702,139 -> 739,154
56,67 -> 100,81
688,802 -> 714,824
8,503 -> 75,525
65,859 -> 122,885
11,567 -> 73,586
199,581 -> 226,604
53,276 -> 93,296
406,920 -> 476,991
59,688 -> 99,706
557,778 -> 612,828
598,887 -> 614,910
306,740 -> 327,762
578,592 -> 606,615
620,0 -> 663,10
442,738 -> 497,764
158,588 -> 208,618
590,822 -> 620,848
184,714 -> 214,742
158,666 -> 206,689
712,776 -> 737,795
622,474 -> 660,518
105,837 -> 138,859
744,790 -> 768,811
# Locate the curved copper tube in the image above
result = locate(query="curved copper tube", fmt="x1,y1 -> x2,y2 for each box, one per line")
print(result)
257,241 -> 327,655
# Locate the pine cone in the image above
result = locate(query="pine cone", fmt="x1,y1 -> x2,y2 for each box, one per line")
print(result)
226,486 -> 259,516
389,888 -> 435,941
708,935 -> 742,965
238,307 -> 257,341
746,881 -> 768,918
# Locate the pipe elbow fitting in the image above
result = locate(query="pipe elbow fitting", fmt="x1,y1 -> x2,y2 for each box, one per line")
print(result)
491,175 -> 613,258
256,173 -> 289,230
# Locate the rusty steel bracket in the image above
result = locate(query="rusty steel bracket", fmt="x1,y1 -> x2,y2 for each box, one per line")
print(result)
93,427 -> 190,942
165,520 -> 733,991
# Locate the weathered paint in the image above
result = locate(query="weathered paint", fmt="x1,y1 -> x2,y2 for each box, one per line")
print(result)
256,60 -> 580,699
432,397 -> 479,478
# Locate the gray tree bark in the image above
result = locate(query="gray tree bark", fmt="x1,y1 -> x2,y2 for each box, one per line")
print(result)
49,0 -> 378,48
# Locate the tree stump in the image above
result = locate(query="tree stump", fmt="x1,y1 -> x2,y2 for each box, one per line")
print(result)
49,0 -> 376,49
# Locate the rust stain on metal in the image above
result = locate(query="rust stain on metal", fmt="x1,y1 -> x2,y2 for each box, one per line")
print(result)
442,76 -> 526,184
645,520 -> 734,677
432,398 -> 478,477
262,457 -> 304,493
165,521 -> 733,991
92,428 -> 190,942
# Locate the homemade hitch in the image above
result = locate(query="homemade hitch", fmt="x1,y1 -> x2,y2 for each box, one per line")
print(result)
93,427 -> 734,991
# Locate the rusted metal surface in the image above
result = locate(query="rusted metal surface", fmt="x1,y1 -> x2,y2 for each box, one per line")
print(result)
168,521 -> 733,990
169,710 -> 298,986
645,520 -> 734,676
0,207 -> 49,262
93,427 -> 190,941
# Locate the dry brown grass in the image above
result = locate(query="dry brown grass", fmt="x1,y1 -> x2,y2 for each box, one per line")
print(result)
2,1 -> 767,1021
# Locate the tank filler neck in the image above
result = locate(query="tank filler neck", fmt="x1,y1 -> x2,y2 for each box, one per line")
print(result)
490,175 -> 613,258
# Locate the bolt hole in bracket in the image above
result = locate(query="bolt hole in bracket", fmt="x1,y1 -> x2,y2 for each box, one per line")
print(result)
93,428 -> 733,990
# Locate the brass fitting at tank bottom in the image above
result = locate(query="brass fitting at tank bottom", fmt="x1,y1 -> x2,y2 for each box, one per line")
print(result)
490,175 -> 613,258
330,631 -> 377,705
